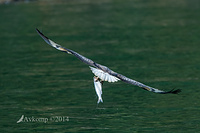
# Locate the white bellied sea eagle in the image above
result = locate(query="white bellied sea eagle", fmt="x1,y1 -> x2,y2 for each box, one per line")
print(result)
36,28 -> 181,104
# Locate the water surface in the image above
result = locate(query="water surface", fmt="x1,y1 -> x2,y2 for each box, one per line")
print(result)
0,0 -> 200,132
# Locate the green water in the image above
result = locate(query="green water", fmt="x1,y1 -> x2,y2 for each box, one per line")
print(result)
1,0 -> 200,132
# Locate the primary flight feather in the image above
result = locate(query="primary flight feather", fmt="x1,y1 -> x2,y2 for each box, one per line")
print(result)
36,28 -> 181,103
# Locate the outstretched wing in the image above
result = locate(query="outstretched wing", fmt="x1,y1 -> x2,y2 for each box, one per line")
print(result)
36,28 -> 96,67
36,28 -> 181,94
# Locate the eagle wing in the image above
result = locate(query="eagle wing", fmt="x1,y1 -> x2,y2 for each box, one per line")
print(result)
36,28 -> 181,94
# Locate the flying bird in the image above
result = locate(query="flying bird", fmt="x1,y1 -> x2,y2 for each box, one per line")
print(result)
36,28 -> 181,103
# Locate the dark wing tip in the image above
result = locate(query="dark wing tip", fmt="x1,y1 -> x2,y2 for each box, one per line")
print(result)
35,28 -> 41,34
166,88 -> 181,94
35,28 -> 49,40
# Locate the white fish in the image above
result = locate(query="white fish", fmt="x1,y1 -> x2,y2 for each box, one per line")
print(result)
93,76 -> 103,103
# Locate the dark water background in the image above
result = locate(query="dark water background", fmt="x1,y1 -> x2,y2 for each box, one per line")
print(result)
1,0 -> 200,132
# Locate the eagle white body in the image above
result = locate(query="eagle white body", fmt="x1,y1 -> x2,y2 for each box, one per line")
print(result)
90,66 -> 120,83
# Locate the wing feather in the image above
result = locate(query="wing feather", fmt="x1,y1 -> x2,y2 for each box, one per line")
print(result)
89,66 -> 119,83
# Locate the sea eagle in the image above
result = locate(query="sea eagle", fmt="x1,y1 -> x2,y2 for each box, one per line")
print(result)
36,28 -> 181,103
